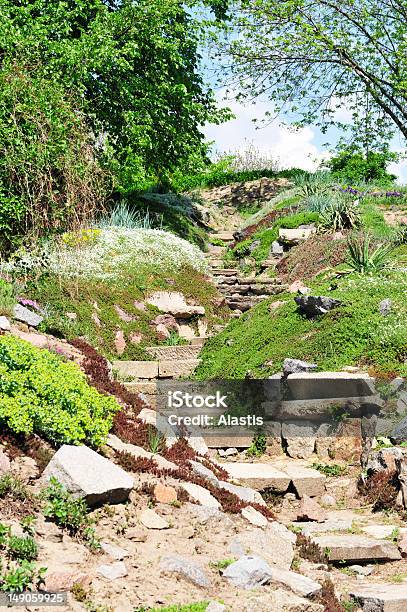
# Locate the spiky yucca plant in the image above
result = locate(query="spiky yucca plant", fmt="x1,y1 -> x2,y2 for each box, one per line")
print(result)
319,198 -> 361,232
346,234 -> 394,274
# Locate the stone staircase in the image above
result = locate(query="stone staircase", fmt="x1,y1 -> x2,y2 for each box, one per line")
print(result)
206,231 -> 287,313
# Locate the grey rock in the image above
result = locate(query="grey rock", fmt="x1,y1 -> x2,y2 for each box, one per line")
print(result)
189,460 -> 219,487
320,494 -> 336,507
311,534 -> 401,562
397,391 -> 407,415
206,602 -> 226,612
189,504 -> 224,525
13,304 -> 43,327
42,445 -> 134,506
349,564 -> 374,576
0,449 -> 11,474
228,524 -> 295,570
282,421 -> 319,459
379,298 -> 392,316
390,418 -> 407,445
224,447 -> 238,457
160,554 -> 210,587
295,295 -> 341,317
267,565 -> 321,597
222,555 -> 273,589
100,542 -> 129,560
366,447 -> 404,474
0,316 -> 11,331
283,358 -> 317,376
271,240 -> 284,255
350,583 -> 407,611
218,481 -> 266,506
140,509 -> 169,530
241,506 -> 268,527
97,562 -> 128,580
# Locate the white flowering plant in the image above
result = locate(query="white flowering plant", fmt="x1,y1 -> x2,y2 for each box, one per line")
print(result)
38,228 -> 208,280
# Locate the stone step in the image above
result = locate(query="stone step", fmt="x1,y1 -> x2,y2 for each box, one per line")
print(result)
212,268 -> 239,276
285,372 -> 376,401
310,534 -> 401,563
209,259 -> 224,267
223,462 -> 291,492
124,381 -> 157,395
261,259 -> 280,269
236,277 -> 282,285
145,345 -> 201,361
350,584 -> 407,611
209,231 -> 235,242
190,336 -> 208,346
222,461 -> 325,498
113,360 -> 158,380
207,245 -> 227,256
158,358 -> 201,378
113,358 -> 201,380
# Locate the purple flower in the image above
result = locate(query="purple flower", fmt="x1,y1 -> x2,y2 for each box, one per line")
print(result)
17,298 -> 45,313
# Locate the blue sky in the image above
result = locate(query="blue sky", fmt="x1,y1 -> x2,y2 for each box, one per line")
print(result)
204,89 -> 407,184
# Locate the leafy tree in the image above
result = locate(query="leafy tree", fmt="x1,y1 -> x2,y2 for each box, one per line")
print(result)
0,0 -> 230,247
326,146 -> 397,184
217,0 -> 407,144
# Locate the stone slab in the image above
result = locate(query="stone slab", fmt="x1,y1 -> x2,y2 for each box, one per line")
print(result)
146,345 -> 201,360
276,463 -> 326,498
222,462 -> 291,492
113,360 -> 158,380
350,583 -> 407,612
285,372 -> 376,401
311,534 -> 401,562
158,359 -> 201,378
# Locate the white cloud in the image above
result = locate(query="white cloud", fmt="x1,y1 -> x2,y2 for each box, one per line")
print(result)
204,90 -> 406,183
204,92 -> 326,171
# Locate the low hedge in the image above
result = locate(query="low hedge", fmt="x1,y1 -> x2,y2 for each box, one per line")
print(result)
0,335 -> 120,446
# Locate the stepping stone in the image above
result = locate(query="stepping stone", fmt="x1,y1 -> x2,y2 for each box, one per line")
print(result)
209,231 -> 235,242
311,534 -> 401,562
97,562 -> 128,580
361,525 -> 407,539
277,463 -> 326,498
222,463 -> 291,492
350,583 -> 407,611
295,517 -> 354,536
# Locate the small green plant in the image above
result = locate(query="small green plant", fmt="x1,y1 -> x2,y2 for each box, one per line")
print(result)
246,433 -> 267,457
393,224 -> 407,246
0,475 -> 30,501
0,521 -> 45,593
7,535 -> 38,561
311,463 -> 346,477
387,527 -> 400,543
0,279 -> 15,316
41,478 -> 100,550
346,233 -> 394,273
209,558 -> 235,571
0,561 -> 46,593
163,331 -> 188,346
147,426 -> 165,455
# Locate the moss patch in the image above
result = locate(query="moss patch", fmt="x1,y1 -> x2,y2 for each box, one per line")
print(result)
195,271 -> 407,379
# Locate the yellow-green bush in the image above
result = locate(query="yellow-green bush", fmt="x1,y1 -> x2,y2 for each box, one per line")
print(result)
0,336 -> 120,447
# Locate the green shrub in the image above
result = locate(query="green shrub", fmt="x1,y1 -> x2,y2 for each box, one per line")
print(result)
41,478 -> 100,550
326,148 -> 397,185
0,335 -> 120,446
0,62 -> 108,252
0,522 -> 45,593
